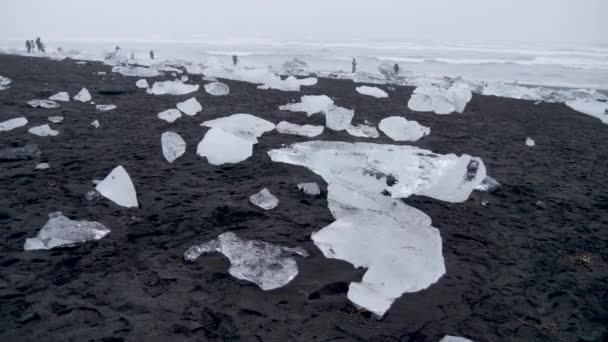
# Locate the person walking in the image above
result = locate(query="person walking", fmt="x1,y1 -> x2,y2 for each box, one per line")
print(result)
232,55 -> 238,67
150,50 -> 155,60
26,40 -> 32,53
352,57 -> 357,73
35,37 -> 45,52
393,63 -> 400,76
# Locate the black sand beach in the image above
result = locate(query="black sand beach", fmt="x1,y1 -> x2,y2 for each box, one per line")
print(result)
1,54 -> 607,341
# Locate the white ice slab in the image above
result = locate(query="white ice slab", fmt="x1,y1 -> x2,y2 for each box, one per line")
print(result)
91,120 -> 100,128
326,106 -> 354,131
24,212 -> 111,251
297,182 -> 321,196
73,88 -> 92,102
49,92 -> 70,102
150,80 -> 199,95
201,114 -> 275,142
35,163 -> 50,170
136,79 -> 149,89
276,121 -> 324,137
250,188 -> 279,210
184,232 -> 308,290
161,131 -> 186,163
204,82 -> 230,96
48,116 -> 64,123
197,128 -> 254,165
565,100 -> 608,124
356,86 -> 388,98
158,109 -> 182,123
177,97 -> 202,116
95,165 -> 139,208
0,117 -> 28,132
379,116 -> 430,142
439,336 -> 473,342
28,124 -> 59,137
28,99 -> 60,109
279,95 -> 334,116
96,104 -> 117,112
346,124 -> 380,138
526,137 -> 535,147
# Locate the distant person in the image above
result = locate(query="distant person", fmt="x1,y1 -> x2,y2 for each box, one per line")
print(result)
131,52 -> 135,60
35,37 -> 45,52
30,40 -> 36,52
149,50 -> 155,60
233,55 -> 238,66
352,58 -> 357,73
26,40 -> 32,53
394,63 -> 400,75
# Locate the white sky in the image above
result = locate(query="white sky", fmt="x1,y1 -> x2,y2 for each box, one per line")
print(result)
1,0 -> 606,44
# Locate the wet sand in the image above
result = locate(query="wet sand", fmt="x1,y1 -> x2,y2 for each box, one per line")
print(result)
1,54 -> 607,341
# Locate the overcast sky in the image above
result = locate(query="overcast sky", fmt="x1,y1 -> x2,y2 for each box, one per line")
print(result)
1,0 -> 605,44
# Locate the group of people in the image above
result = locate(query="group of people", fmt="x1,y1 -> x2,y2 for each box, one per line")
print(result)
25,37 -> 45,53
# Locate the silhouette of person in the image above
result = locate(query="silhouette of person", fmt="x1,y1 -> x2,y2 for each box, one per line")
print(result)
352,58 -> 357,73
35,37 -> 45,52
150,50 -> 155,60
233,55 -> 238,66
26,40 -> 31,53
394,63 -> 400,75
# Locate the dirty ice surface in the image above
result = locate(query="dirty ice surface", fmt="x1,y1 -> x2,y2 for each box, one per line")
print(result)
158,109 -> 182,123
297,182 -> 321,196
95,165 -> 139,208
250,188 -> 279,210
0,117 -> 28,132
49,92 -> 70,102
73,88 -> 92,102
204,81 -> 230,96
475,176 -> 500,192
48,116 -> 64,123
326,106 -> 355,131
279,95 -> 334,116
565,100 -> 608,124
0,75 -> 11,90
24,212 -> 110,251
276,121 -> 324,137
96,104 -> 117,112
135,79 -> 149,89
28,99 -> 60,109
184,232 -> 308,290
161,131 -> 186,163
379,116 -> 430,142
28,124 -> 59,137
356,86 -> 388,98
346,124 -> 380,138
149,80 -> 199,95
177,97 -> 202,116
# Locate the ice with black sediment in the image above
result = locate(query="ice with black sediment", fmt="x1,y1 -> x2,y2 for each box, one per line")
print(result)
249,188 -> 279,210
24,212 -> 110,251
475,176 -> 500,192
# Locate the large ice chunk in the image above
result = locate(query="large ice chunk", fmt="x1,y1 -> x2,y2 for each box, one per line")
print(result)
197,127 -> 254,165
96,104 -> 116,112
279,95 -> 334,116
326,106 -> 355,131
73,88 -> 92,102
184,232 -> 308,290
565,100 -> 608,124
158,109 -> 182,123
95,165 -> 139,208
346,124 -> 380,138
356,86 -> 388,98
276,121 -> 324,137
136,79 -> 149,89
161,131 -> 186,163
49,92 -> 70,102
250,188 -> 279,210
204,82 -> 230,96
24,212 -> 111,251
28,124 -> 59,137
150,80 -> 199,95
0,75 -> 11,90
28,99 -> 60,109
201,114 -> 275,142
0,117 -> 28,132
408,82 -> 472,114
113,65 -> 160,78
177,97 -> 202,116
379,116 -> 430,142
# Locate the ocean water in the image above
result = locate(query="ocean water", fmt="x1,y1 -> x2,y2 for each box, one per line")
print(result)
1,39 -> 607,90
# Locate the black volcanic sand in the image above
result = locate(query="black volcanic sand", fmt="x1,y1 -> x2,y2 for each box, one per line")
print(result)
1,54 -> 607,342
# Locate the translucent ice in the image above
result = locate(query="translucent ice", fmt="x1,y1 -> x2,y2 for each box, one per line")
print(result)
161,131 -> 186,163
28,99 -> 60,109
356,86 -> 388,98
73,88 -> 92,102
346,124 -> 379,138
204,82 -> 230,96
96,104 -> 117,112
150,80 -> 199,95
297,183 -> 321,196
408,82 -> 472,114
136,79 -> 149,89
48,116 -> 64,123
24,212 -> 110,251
526,137 -> 535,147
202,75 -> 218,82
279,95 -> 334,116
201,114 -> 275,142
113,65 -> 160,77
197,128 -> 254,165
379,116 -> 430,141
95,165 -> 139,208
565,100 -> 608,124
250,188 -> 279,210
184,232 -> 308,290
91,120 -> 100,128
0,75 -> 11,90
0,117 -> 28,132
28,124 -> 59,137
158,109 -> 182,123
326,106 -> 354,131
177,97 -> 202,116
49,92 -> 70,102
276,121 -> 324,137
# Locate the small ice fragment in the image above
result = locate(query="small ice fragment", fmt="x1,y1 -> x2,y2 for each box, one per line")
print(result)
0,75 -> 12,90
85,190 -> 101,201
439,336 -> 473,342
276,121 -> 324,137
0,117 -> 28,132
112,65 -> 160,77
158,109 -> 182,123
92,179 -> 102,185
28,99 -> 60,109
28,124 -> 60,137
356,86 -> 388,98
475,176 -> 500,192
73,88 -> 92,102
204,82 -> 230,96
97,71 -> 106,75
48,116 -> 64,123
96,104 -> 117,112
161,131 -> 186,163
24,212 -> 111,251
297,183 -> 321,196
279,95 -> 334,116
150,80 -> 199,95
379,116 -> 430,142
346,124 -> 379,138
249,188 -> 279,210
526,137 -> 535,147
176,97 -> 202,116
35,163 -> 50,170
136,79 -> 149,89
49,92 -> 70,102
196,128 -> 253,165
95,165 -> 139,208
91,120 -> 100,128
202,75 -> 218,82
180,75 -> 189,82
326,106 -> 354,131
184,232 -> 308,290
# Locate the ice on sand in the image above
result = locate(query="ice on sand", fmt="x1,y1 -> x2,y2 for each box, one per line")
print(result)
0,75 -> 11,90
276,121 -> 324,137
197,128 -> 254,165
24,212 -> 110,251
28,124 -> 59,137
565,100 -> 608,124
250,188 -> 279,210
136,79 -> 149,89
73,88 -> 92,102
48,116 -> 64,123
379,116 -> 430,142
161,132 -> 186,163
202,75 -> 218,82
408,82 -> 472,114
282,58 -> 310,76
326,106 -> 354,131
95,165 -> 139,208
439,336 -> 473,342
35,163 -> 50,170
49,92 -> 70,102
346,124 -> 379,138
297,183 -> 321,196
526,137 -> 535,147
279,95 -> 334,116
204,63 -> 316,92
201,114 -> 275,142
158,109 -> 182,123
113,65 -> 160,78
204,82 -> 230,96
28,99 -> 60,109
96,104 -> 117,112
0,117 -> 28,132
356,86 -> 388,98
475,176 -> 500,192
177,97 -> 202,116
184,232 -> 308,290
150,80 -> 199,95
91,120 -> 100,128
